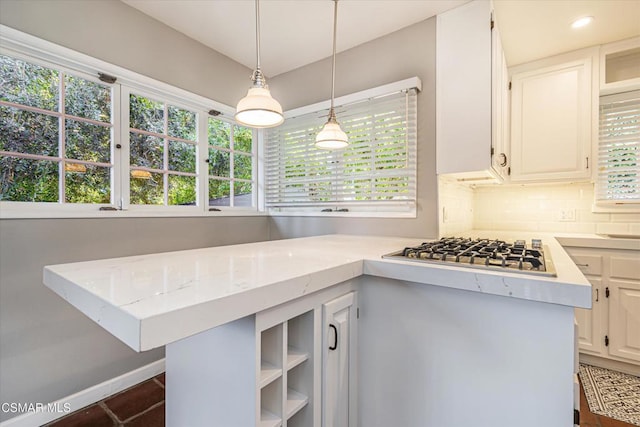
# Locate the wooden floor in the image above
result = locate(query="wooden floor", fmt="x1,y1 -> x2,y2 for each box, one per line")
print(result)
44,373 -> 634,427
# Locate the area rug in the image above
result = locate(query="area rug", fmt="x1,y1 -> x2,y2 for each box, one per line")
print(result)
579,363 -> 640,426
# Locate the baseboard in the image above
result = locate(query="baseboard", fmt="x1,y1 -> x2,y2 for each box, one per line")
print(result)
579,353 -> 640,376
0,359 -> 165,427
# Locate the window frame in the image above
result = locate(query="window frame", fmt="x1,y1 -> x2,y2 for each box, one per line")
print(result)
0,25 -> 264,218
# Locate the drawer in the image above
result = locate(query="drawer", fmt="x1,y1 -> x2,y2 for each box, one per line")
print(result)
568,253 -> 603,276
611,256 -> 640,280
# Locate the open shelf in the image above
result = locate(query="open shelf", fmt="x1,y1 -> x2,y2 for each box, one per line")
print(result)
259,409 -> 282,427
285,388 -> 309,420
258,309 -> 314,426
286,347 -> 309,370
260,360 -> 282,388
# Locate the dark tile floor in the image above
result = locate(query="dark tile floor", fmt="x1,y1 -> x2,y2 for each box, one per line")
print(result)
45,373 -> 633,427
45,374 -> 165,427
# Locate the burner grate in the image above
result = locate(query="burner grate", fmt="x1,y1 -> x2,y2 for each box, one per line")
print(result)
385,237 -> 556,277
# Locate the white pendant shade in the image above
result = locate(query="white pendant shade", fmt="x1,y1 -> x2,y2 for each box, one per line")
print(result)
235,86 -> 284,128
315,119 -> 348,150
315,0 -> 347,150
235,0 -> 283,129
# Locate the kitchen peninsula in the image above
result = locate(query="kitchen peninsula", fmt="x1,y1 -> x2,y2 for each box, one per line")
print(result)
44,234 -> 591,427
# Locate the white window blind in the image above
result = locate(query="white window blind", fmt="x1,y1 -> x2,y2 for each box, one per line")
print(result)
265,88 -> 417,213
597,90 -> 640,204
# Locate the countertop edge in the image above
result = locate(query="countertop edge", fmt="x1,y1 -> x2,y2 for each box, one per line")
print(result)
43,234 -> 596,352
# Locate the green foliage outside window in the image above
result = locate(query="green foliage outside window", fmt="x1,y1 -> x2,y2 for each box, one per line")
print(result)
0,54 -> 255,209
1,55 -> 111,203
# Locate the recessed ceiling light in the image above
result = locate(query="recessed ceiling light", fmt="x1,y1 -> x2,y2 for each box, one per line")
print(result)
571,16 -> 594,29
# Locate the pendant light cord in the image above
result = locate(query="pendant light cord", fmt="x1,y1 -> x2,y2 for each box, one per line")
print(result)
255,0 -> 261,71
330,0 -> 338,112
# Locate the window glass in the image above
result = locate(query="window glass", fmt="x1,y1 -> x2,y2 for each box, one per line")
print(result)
233,181 -> 252,207
130,171 -> 163,205
234,153 -> 252,179
168,175 -> 196,206
65,163 -> 110,203
233,125 -> 252,153
130,133 -> 163,170
65,119 -> 110,163
0,157 -> 58,202
209,178 -> 230,206
130,94 -> 164,134
208,119 -> 231,149
168,140 -> 196,173
0,55 -> 59,111
0,106 -> 59,156
65,75 -> 111,122
168,106 -> 196,141
208,148 -> 230,177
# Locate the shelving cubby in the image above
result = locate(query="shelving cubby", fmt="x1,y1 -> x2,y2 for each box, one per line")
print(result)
257,309 -> 315,427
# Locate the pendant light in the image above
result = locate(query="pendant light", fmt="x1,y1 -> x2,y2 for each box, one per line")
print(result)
315,0 -> 348,150
235,0 -> 284,128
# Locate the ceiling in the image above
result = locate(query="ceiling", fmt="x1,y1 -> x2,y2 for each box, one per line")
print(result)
122,0 -> 640,76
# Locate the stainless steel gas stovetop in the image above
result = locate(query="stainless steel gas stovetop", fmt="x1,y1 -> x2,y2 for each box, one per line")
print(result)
383,237 -> 556,277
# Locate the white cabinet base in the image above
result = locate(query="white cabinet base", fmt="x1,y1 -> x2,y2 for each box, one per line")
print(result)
358,276 -> 577,427
165,316 -> 256,427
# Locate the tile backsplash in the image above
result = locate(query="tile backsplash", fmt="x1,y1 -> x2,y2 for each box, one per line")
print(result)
438,177 -> 475,237
438,178 -> 640,236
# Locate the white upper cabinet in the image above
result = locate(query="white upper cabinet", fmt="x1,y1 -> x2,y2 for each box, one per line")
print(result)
436,0 -> 508,182
600,36 -> 640,95
509,49 -> 597,182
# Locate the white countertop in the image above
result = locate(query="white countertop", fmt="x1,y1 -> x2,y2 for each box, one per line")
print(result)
44,234 -> 592,351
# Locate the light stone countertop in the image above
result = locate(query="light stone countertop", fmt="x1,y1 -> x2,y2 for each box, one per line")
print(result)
44,234 -> 593,352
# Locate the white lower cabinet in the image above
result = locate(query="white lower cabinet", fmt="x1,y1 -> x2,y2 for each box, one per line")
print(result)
322,292 -> 357,427
609,277 -> 640,363
255,287 -> 357,427
566,247 -> 640,366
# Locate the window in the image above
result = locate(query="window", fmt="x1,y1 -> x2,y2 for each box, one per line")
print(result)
265,84 -> 418,216
207,118 -> 255,208
597,90 -> 640,205
128,93 -> 198,206
1,55 -> 114,204
0,26 -> 259,217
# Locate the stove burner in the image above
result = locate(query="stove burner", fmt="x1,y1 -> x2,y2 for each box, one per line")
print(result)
386,237 -> 555,277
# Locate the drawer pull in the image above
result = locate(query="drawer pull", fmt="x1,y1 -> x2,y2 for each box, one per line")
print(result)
575,263 -> 589,268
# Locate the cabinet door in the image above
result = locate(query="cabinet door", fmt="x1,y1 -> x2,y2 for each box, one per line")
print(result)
491,23 -> 509,180
575,278 -> 604,355
436,0 -> 492,177
510,58 -> 592,182
322,292 -> 356,427
608,279 -> 640,363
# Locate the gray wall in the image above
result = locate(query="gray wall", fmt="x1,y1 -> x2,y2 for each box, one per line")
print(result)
0,0 -> 269,422
268,18 -> 439,240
